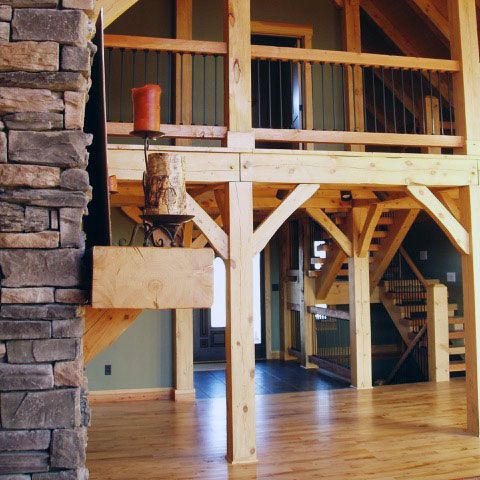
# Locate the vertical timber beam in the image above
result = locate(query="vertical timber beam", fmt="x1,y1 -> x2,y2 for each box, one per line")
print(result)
226,182 -> 257,464
426,284 -> 450,382
280,222 -> 295,360
173,309 -> 195,401
175,0 -> 193,145
460,186 -> 480,436
264,243 -> 273,359
348,207 -> 372,389
448,0 -> 480,155
342,0 -> 365,152
300,217 -> 316,368
224,0 -> 254,148
423,96 -> 441,154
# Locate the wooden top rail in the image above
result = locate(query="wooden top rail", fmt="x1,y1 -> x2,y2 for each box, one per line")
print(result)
104,34 -> 227,56
308,306 -> 350,321
251,45 -> 460,72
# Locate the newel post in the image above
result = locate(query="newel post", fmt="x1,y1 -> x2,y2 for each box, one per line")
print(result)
426,283 -> 450,382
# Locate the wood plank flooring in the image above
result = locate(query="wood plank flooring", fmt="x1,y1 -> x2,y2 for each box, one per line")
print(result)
87,378 -> 480,480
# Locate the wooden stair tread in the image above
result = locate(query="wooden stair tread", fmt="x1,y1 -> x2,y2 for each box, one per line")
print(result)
449,317 -> 464,324
449,331 -> 465,340
450,361 -> 466,372
449,346 -> 466,355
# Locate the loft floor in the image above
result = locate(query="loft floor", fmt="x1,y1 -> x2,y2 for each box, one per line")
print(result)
87,378 -> 479,480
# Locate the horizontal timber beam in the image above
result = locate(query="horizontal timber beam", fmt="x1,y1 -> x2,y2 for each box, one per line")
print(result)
108,123 -> 227,140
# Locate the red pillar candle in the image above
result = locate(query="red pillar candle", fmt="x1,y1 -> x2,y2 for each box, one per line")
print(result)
132,84 -> 162,133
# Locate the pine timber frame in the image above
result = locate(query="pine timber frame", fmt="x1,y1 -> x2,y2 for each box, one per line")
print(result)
96,0 -> 480,467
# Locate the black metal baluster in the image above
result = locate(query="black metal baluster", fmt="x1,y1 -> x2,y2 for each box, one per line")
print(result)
362,66 -> 368,132
372,67 -> 377,133
290,61 -> 295,128
203,54 -> 207,126
132,49 -> 137,89
179,52 -> 184,124
352,65 -> 357,132
321,62 -> 326,130
257,59 -> 261,127
119,48 -> 125,122
429,70 -> 434,134
107,47 -> 112,121
341,64 -> 347,131
448,73 -> 454,134
279,60 -> 284,129
401,69 -> 406,133
191,53 -> 195,125
438,71 -> 444,135
331,63 -> 336,131
419,71 -> 425,134
381,67 -> 387,133
214,55 -> 218,126
167,52 -> 172,124
391,68 -> 397,133
410,69 -> 416,133
156,51 -> 160,85
268,60 -> 272,128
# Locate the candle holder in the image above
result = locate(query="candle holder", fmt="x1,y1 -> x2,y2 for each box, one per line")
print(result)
141,214 -> 194,247
130,129 -> 164,170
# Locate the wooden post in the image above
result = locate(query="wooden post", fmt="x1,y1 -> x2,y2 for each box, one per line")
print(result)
264,243 -> 273,359
300,217 -> 316,368
448,0 -> 480,155
224,0 -> 254,148
342,0 -> 365,152
427,283 -> 450,382
173,309 -> 195,401
348,207 -> 372,389
460,186 -> 480,436
175,0 -> 193,146
423,96 -> 441,154
225,181 -> 257,464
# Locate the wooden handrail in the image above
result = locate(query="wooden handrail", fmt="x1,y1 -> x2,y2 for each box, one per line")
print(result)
251,44 -> 460,72
104,34 -> 227,56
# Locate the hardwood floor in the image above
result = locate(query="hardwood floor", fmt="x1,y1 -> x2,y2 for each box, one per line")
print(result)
87,378 -> 480,480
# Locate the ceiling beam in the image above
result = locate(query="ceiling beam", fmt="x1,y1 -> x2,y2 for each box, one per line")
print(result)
95,0 -> 141,28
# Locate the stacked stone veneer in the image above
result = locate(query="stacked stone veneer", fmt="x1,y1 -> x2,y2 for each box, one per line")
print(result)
0,1 -> 95,478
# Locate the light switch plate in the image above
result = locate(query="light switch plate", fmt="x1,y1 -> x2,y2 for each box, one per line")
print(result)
447,272 -> 456,283
419,251 -> 428,261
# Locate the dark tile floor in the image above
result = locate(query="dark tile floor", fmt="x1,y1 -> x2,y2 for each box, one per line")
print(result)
194,360 -> 349,399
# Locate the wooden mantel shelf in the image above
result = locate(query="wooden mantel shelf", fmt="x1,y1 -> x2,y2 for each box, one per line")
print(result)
91,246 -> 214,309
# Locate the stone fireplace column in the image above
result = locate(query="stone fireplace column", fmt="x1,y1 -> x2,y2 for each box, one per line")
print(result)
0,1 -> 95,478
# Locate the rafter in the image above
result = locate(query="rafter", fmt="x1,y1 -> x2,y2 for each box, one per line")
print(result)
357,204 -> 383,257
95,0 -> 141,28
316,247 -> 348,300
407,185 -> 469,254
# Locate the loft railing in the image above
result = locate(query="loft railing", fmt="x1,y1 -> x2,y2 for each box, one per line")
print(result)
104,34 -> 463,150
308,306 -> 351,383
104,34 -> 227,140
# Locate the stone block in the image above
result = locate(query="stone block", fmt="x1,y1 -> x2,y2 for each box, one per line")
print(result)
65,91 -> 86,130
0,42 -> 58,72
0,232 -> 59,249
0,164 -> 60,188
0,363 -> 53,391
12,9 -> 89,46
0,189 -> 89,209
0,249 -> 83,288
0,342 -> 5,362
51,429 -> 86,469
4,112 -> 64,131
1,389 -> 80,429
0,475 -> 30,480
25,207 -> 51,232
60,208 -> 84,248
0,72 -> 87,91
0,304 -> 84,320
0,203 -> 24,232
0,132 -> 6,163
0,87 -> 63,115
62,46 -> 90,73
55,289 -> 87,304
7,339 -> 79,363
9,131 -> 91,168
33,470 -> 88,480
3,0 -> 58,6
0,321 -> 51,340
52,318 -> 84,339
0,452 -> 49,475
0,22 -> 10,43
0,6 -> 12,21
63,0 -> 95,11
60,170 -> 90,191
0,430 -> 51,451
1,287 -> 55,304
54,357 -> 83,387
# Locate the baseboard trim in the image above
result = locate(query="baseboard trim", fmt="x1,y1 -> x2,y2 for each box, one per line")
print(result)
89,387 -> 173,404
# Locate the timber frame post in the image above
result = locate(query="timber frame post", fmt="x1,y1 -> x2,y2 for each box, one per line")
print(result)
173,309 -> 195,401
